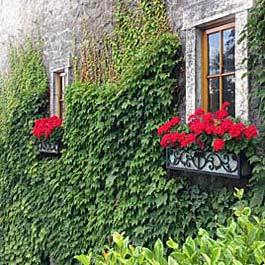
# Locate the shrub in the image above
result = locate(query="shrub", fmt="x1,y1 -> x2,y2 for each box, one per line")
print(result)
76,189 -> 265,265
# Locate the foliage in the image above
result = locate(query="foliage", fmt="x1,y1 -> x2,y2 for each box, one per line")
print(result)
158,103 -> 258,156
76,189 -> 265,265
0,32 -> 236,264
240,0 -> 265,212
75,0 -> 171,83
0,40 -> 47,142
2,0 -> 263,264
112,0 -> 171,77
74,28 -> 117,84
0,41 -> 48,264
241,0 -> 265,129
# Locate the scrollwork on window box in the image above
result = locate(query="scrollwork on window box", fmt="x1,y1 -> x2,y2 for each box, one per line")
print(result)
166,148 -> 250,179
38,141 -> 61,155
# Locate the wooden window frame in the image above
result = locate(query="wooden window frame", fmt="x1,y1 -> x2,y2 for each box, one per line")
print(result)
202,21 -> 235,112
55,71 -> 66,119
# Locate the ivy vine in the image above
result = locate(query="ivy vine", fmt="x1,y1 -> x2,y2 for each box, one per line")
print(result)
241,0 -> 265,213
3,0 -> 265,264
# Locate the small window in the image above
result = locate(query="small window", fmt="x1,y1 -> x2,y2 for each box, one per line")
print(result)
55,72 -> 66,119
202,22 -> 235,116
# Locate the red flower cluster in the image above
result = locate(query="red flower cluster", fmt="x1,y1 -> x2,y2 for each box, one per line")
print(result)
158,102 -> 258,153
32,116 -> 62,139
213,139 -> 225,152
157,116 -> 180,135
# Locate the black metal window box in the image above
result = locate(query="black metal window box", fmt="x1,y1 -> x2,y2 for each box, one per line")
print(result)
166,148 -> 250,179
38,141 -> 61,156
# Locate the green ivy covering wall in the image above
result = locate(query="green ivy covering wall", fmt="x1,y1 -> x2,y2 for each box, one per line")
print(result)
241,0 -> 265,212
0,33 -> 235,264
1,0 -> 264,264
244,0 -> 265,126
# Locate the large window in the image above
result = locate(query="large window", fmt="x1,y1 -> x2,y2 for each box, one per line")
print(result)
202,22 -> 235,116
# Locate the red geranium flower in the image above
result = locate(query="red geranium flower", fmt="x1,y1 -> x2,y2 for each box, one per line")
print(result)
189,121 -> 205,135
195,108 -> 204,116
203,112 -> 214,125
215,109 -> 228,120
222,101 -> 230,109
220,119 -> 233,132
244,125 -> 258,139
212,125 -> 225,136
158,102 -> 258,154
229,123 -> 246,138
180,133 -> 196,148
32,115 -> 63,139
157,116 -> 180,136
213,138 -> 225,152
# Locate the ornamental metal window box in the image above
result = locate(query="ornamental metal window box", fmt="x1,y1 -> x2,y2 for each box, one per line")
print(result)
38,141 -> 61,155
166,148 -> 250,179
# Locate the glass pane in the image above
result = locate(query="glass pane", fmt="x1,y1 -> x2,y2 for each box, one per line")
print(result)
208,32 -> 220,75
208,77 -> 220,113
223,75 -> 235,116
223,29 -> 235,73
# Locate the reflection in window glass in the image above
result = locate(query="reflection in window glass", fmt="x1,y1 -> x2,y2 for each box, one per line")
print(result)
208,78 -> 219,113
223,29 -> 235,73
208,33 -> 220,75
223,75 -> 235,116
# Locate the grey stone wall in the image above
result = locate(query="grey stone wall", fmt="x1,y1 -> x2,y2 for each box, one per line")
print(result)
0,1 -> 258,133
0,0 -> 115,74
0,0 -> 116,115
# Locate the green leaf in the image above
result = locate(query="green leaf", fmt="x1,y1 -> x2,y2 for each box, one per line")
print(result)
74,253 -> 92,265
166,238 -> 179,250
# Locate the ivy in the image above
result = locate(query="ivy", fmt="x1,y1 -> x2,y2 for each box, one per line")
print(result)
0,42 -> 49,264
0,32 -> 235,264
243,0 -> 265,125
1,1 -> 258,264
240,0 -> 265,209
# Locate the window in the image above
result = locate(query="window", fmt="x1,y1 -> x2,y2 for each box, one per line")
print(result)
55,71 -> 66,119
202,22 -> 235,116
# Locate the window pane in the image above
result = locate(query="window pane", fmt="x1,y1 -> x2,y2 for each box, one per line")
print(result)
223,29 -> 235,73
223,75 -> 235,116
208,32 -> 220,75
208,77 -> 219,113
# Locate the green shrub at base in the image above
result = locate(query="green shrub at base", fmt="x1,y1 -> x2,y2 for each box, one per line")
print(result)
76,189 -> 265,265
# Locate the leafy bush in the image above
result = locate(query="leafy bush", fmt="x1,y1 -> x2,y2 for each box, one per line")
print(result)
76,189 -> 265,265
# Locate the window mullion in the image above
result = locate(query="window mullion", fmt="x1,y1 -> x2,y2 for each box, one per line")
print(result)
202,32 -> 208,112
219,30 -> 223,110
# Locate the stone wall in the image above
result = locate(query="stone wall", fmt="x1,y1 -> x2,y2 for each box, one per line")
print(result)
0,0 -> 116,112
0,0 -> 115,73
0,0 -> 256,119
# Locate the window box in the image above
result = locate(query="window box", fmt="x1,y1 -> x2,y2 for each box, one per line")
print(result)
32,116 -> 63,156
166,148 -> 250,179
38,140 -> 61,155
